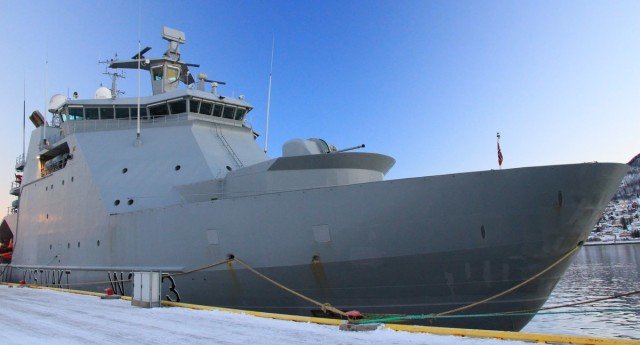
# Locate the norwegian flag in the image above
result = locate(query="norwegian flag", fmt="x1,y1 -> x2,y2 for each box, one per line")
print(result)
497,132 -> 503,167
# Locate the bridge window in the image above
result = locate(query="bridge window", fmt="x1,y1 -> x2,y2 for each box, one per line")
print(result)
235,108 -> 246,121
67,107 -> 84,121
131,107 -> 148,119
190,99 -> 200,113
199,102 -> 213,115
169,100 -> 186,114
166,66 -> 180,83
222,105 -> 236,119
212,104 -> 223,117
151,66 -> 163,81
149,103 -> 169,117
100,107 -> 114,120
115,107 -> 130,119
85,108 -> 99,120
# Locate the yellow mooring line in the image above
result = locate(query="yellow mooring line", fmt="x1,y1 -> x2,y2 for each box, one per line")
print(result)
2,282 -> 638,345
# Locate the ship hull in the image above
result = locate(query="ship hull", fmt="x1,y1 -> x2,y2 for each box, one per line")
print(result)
2,163 -> 628,331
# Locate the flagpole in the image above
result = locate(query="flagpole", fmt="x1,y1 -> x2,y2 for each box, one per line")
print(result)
497,132 -> 503,169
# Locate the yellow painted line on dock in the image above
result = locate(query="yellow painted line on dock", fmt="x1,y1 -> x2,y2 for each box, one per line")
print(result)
2,282 -> 638,345
385,324 -> 639,345
161,300 -> 343,326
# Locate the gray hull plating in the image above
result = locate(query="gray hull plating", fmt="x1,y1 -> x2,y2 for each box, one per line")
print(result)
4,162 -> 627,331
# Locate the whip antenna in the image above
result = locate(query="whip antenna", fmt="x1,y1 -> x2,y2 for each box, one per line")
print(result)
23,73 -> 26,159
264,37 -> 274,154
43,40 -> 49,145
135,1 -> 142,145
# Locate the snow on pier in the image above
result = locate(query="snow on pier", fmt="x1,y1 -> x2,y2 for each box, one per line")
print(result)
0,284 -> 525,345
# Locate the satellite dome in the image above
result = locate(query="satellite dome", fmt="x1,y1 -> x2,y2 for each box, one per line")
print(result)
48,94 -> 67,112
95,86 -> 112,99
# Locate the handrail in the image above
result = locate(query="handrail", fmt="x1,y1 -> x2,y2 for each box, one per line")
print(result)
61,113 -> 191,136
15,154 -> 25,166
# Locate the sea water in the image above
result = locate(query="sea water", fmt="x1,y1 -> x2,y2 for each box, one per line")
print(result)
523,243 -> 640,339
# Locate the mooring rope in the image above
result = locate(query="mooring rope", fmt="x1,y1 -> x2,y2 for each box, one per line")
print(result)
353,245 -> 582,324
353,308 -> 640,324
169,258 -> 232,277
7,258 -> 232,289
508,289 -> 640,314
436,245 -> 580,317
9,243 -> 616,325
6,256 -> 351,321
232,257 -> 349,318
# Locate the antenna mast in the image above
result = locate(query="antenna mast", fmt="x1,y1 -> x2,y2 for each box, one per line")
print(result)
23,74 -> 26,159
99,54 -> 126,99
43,44 -> 48,145
264,37 -> 274,154
135,2 -> 142,145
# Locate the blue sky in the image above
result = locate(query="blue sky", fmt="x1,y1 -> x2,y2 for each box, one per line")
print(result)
0,0 -> 639,210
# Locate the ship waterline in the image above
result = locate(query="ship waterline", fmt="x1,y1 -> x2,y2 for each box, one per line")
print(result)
4,162 -> 628,331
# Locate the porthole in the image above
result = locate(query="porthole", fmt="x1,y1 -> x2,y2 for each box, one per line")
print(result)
46,214 -> 49,219
226,166 -> 232,171
128,199 -> 134,205
114,200 -> 120,206
62,180 -> 65,185
46,186 -> 48,191
122,168 -> 128,174
51,184 -> 54,190
49,244 -> 52,250
67,243 -> 70,249
77,242 -> 80,248
175,165 -> 181,171
97,240 -> 100,247
481,225 -> 486,239
71,177 -> 75,182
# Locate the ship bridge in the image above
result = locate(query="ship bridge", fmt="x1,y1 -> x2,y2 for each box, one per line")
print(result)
46,26 -> 252,125
54,90 -> 252,123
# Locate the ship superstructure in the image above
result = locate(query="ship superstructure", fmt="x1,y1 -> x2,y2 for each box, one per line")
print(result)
0,27 -> 629,331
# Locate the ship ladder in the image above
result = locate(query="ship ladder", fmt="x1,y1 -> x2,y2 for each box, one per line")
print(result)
214,124 -> 243,168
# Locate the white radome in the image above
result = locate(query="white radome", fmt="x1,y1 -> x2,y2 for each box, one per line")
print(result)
95,86 -> 112,99
48,94 -> 67,112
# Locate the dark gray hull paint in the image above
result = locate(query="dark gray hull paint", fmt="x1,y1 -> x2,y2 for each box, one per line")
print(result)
4,163 -> 628,331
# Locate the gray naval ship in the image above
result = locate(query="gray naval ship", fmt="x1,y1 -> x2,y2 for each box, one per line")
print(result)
0,27 -> 629,331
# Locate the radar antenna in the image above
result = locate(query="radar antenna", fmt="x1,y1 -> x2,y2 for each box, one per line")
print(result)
162,26 -> 186,61
99,54 -> 126,99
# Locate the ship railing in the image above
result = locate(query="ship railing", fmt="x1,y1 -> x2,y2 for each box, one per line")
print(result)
61,113 -> 191,136
10,181 -> 20,191
15,153 -> 25,170
6,206 -> 17,215
40,159 -> 66,178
